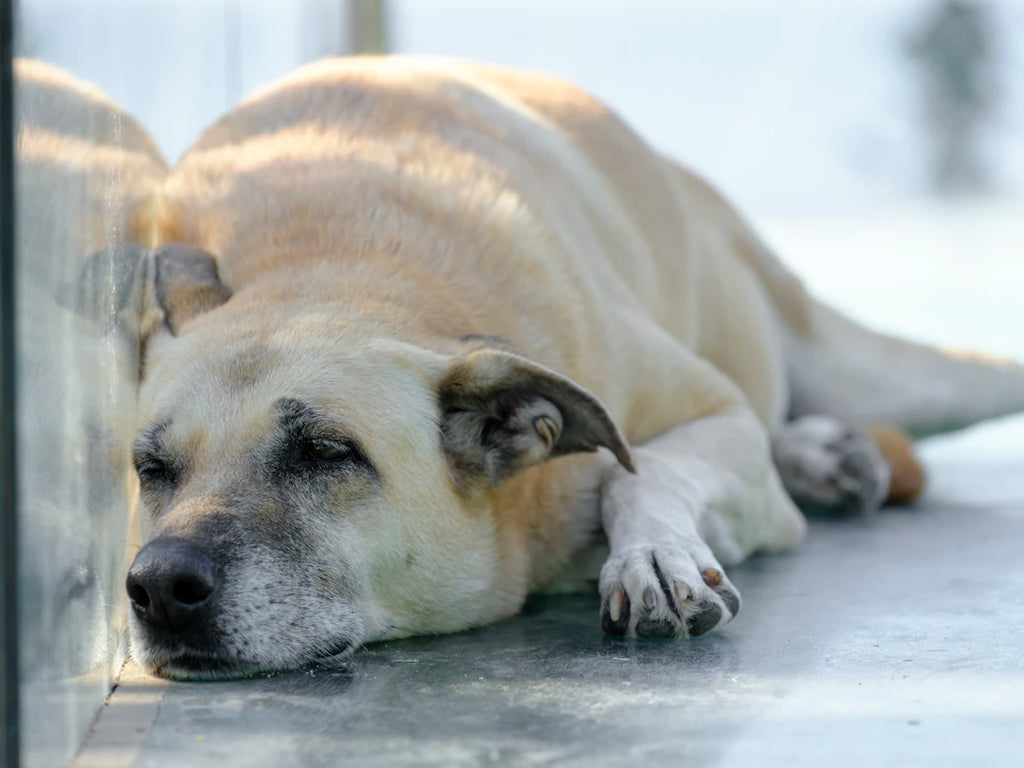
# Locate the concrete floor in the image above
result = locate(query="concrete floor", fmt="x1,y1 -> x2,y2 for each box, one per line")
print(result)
73,425 -> 1024,768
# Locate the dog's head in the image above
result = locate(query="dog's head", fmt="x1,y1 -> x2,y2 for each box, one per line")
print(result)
77,244 -> 631,679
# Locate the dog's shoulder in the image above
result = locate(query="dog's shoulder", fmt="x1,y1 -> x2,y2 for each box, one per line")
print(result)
174,56 -> 625,158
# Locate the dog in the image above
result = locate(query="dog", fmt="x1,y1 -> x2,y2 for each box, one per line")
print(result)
70,57 -> 1024,680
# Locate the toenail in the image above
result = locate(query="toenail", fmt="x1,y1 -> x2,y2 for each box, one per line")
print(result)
717,587 -> 740,617
701,568 -> 723,587
609,590 -> 624,622
642,587 -> 657,610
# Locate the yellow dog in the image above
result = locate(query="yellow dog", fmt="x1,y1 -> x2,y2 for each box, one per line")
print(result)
68,57 -> 1022,679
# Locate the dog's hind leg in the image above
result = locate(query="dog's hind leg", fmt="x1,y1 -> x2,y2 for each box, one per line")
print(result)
665,161 -> 1024,438
784,302 -> 1024,439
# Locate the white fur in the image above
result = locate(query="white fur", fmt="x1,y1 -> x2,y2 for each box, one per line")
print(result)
771,415 -> 890,515
596,408 -> 806,637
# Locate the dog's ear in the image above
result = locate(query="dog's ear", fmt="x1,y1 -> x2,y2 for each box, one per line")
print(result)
61,242 -> 150,333
439,349 -> 634,488
148,243 -> 232,334
65,242 -> 230,340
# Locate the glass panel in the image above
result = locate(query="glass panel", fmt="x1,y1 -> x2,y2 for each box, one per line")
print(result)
11,1 -> 357,764
1,0 -> 20,765
13,47 -> 156,768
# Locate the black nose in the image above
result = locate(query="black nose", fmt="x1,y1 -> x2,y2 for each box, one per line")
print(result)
126,539 -> 221,633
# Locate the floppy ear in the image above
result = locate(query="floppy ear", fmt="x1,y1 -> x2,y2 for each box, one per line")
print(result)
61,242 -> 150,333
148,243 -> 232,334
439,349 -> 635,488
65,242 -> 231,341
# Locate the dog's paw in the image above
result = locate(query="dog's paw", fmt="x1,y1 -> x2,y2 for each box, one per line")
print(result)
772,415 -> 890,515
598,546 -> 740,639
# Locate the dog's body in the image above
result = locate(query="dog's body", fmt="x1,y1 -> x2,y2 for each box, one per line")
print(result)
66,56 -> 1024,679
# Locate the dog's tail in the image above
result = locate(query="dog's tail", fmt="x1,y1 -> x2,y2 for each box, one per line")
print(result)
782,298 -> 1024,439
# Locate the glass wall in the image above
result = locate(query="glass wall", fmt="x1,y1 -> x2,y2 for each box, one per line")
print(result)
15,54 -> 160,766
11,2 -> 372,764
2,1 -> 20,765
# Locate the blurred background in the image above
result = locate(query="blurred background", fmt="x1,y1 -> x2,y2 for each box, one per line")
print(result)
18,0 -> 1024,208
8,1 -> 1024,765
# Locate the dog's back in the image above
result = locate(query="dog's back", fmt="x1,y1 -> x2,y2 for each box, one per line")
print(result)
160,55 -> 1024,446
159,56 -> 793,437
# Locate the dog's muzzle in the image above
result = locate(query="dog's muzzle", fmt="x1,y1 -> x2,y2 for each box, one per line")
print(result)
126,538 -> 222,641
126,536 -> 357,678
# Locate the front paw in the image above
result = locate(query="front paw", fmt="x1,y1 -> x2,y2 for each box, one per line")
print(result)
598,546 -> 740,639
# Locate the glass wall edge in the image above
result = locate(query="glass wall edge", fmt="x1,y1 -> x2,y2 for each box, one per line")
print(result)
0,0 -> 20,764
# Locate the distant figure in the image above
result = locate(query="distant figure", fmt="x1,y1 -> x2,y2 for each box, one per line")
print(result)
906,0 -> 999,194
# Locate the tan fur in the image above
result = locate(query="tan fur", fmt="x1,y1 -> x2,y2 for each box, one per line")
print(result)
159,57 -> 790,421
864,424 -> 926,504
149,57 -> 805,598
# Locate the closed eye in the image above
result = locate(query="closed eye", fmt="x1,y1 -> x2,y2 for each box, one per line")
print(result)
275,399 -> 377,479
133,421 -> 179,489
289,438 -> 371,474
133,452 -> 178,486
300,439 -> 354,464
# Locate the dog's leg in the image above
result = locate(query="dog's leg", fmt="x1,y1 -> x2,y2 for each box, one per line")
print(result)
771,415 -> 890,515
771,416 -> 927,515
599,406 -> 804,639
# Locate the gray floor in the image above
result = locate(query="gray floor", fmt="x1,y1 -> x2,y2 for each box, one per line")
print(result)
73,488 -> 1024,768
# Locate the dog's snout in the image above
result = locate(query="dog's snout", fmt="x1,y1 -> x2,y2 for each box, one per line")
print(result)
126,539 -> 221,632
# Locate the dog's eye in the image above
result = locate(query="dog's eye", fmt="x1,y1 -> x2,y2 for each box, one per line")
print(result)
300,440 -> 354,464
134,455 -> 175,485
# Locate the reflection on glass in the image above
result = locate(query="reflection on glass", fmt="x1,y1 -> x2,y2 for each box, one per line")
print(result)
15,59 -> 165,766
12,2 -> 357,761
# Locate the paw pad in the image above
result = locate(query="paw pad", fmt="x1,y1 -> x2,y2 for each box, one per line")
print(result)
685,601 -> 722,637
